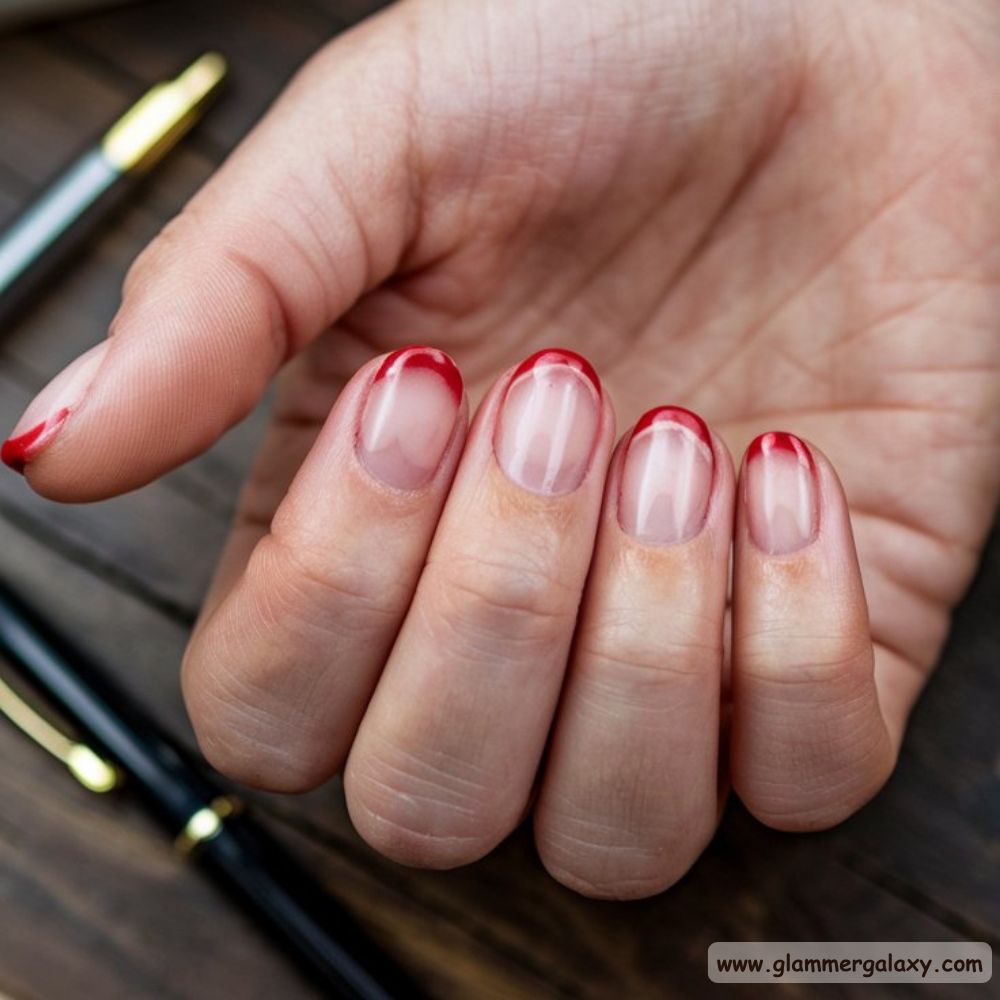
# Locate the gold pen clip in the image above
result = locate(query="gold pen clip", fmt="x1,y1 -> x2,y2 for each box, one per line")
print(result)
0,672 -> 121,793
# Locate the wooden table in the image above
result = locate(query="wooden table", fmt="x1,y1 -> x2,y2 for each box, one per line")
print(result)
0,3 -> 997,997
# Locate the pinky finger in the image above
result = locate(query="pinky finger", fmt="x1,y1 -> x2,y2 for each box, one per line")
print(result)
731,433 -> 895,831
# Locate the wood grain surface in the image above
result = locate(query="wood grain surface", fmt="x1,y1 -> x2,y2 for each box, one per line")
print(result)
0,3 -> 997,998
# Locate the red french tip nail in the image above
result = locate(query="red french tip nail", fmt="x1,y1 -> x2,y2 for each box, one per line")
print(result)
1,408 -> 71,474
747,431 -> 814,468
630,405 -> 712,447
374,345 -> 464,404
510,348 -> 602,396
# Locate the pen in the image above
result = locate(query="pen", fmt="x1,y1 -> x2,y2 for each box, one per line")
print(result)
0,576 -> 423,999
0,52 -> 226,329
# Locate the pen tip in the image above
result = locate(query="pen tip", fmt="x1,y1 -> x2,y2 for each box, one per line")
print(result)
177,52 -> 228,97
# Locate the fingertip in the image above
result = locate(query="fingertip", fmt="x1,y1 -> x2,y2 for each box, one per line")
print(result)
2,409 -> 70,478
343,749 -> 511,870
2,340 -> 115,496
534,806 -> 715,900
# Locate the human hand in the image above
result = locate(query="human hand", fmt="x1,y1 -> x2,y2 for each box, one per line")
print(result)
5,0 -> 999,898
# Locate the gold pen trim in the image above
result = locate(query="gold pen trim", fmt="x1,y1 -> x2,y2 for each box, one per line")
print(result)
175,795 -> 242,857
0,673 -> 120,793
101,52 -> 228,174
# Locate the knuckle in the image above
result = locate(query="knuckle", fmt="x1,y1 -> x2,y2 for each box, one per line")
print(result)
252,532 -> 402,640
534,754 -> 718,900
122,213 -> 194,295
574,622 -> 721,703
199,725 -> 331,794
180,521 -> 413,794
120,203 -> 294,367
540,856 -> 687,901
345,737 -> 518,868
424,549 -> 581,648
736,632 -> 874,692
122,201 -> 221,299
182,643 -> 334,793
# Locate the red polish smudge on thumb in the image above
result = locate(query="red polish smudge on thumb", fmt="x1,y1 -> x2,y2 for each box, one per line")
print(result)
1,408 -> 71,474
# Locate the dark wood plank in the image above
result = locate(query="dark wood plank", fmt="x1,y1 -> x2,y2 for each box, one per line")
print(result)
829,521 -> 1000,935
0,728 -> 324,1000
54,0 -> 373,152
0,34 -> 125,177
0,523 -> 318,1000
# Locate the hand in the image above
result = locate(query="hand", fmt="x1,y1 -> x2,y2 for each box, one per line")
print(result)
5,0 -> 998,898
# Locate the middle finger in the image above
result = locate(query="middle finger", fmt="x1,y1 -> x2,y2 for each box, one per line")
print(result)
534,407 -> 734,898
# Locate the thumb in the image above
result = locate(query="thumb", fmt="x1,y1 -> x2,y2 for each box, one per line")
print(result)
3,12 -> 420,501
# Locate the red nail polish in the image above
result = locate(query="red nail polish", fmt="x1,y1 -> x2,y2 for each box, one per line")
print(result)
494,348 -> 602,495
630,405 -> 711,446
746,430 -> 814,469
359,345 -> 463,490
509,348 -> 602,397
1,408 -> 71,474
745,431 -> 818,554
620,405 -> 715,544
373,346 -> 463,404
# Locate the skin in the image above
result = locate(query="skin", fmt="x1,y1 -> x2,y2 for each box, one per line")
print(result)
8,0 -> 1000,898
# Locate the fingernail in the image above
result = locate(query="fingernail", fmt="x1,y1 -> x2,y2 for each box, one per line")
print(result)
1,341 -> 109,474
494,348 -> 602,495
745,431 -> 818,554
357,346 -> 463,489
619,406 -> 714,544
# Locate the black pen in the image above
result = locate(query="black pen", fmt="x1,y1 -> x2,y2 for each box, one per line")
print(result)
0,577 -> 423,999
0,52 -> 226,329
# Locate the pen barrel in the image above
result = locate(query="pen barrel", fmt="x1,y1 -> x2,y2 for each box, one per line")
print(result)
0,148 -> 131,330
0,579 -> 214,828
202,818 -> 423,1000
0,579 -> 425,999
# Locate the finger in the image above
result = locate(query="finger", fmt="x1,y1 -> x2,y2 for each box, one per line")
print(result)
731,432 -> 895,831
534,407 -> 734,899
3,16 -> 421,500
182,346 -> 467,792
344,349 -> 614,868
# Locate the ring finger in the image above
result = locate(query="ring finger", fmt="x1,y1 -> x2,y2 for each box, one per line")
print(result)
534,407 -> 734,898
